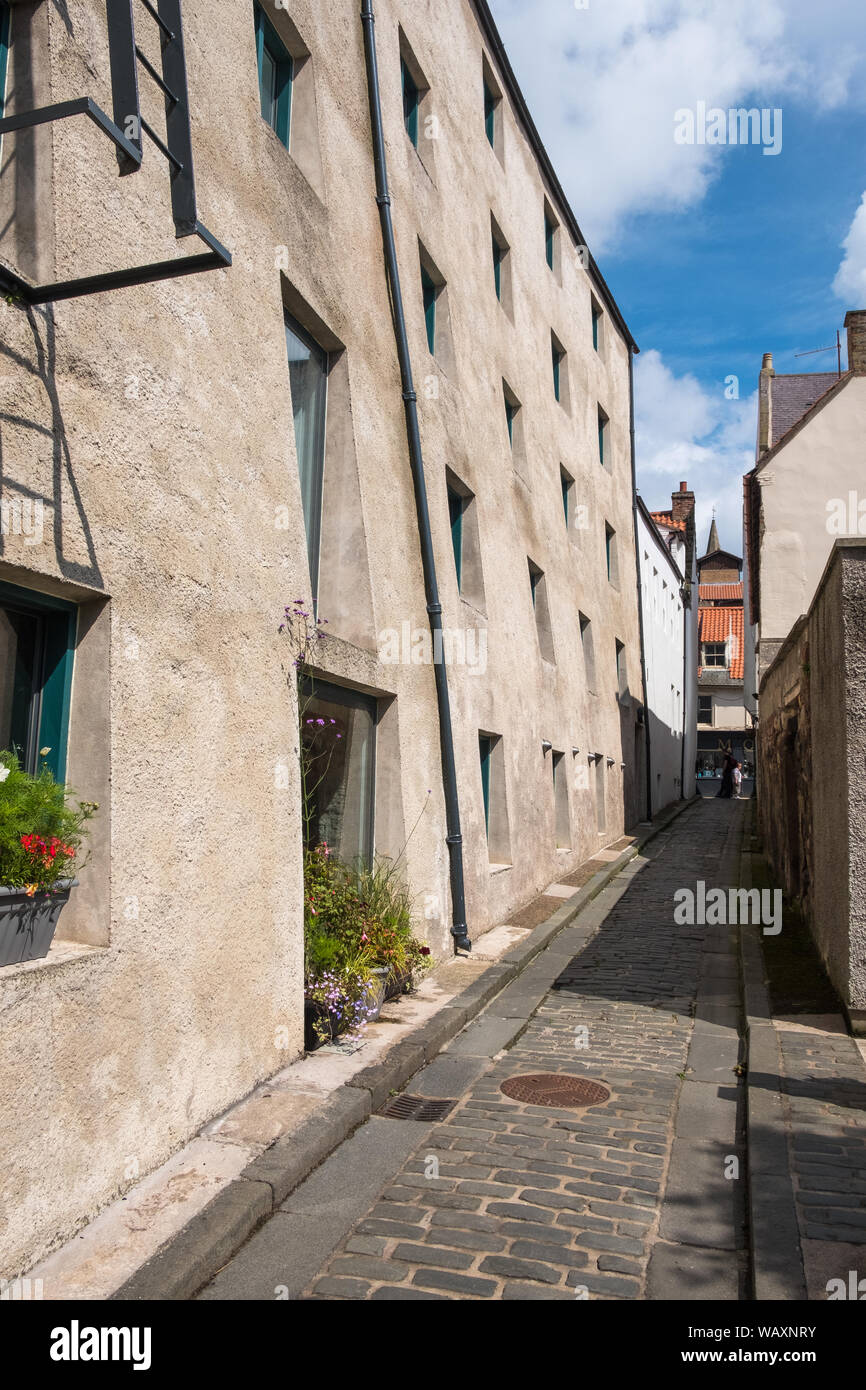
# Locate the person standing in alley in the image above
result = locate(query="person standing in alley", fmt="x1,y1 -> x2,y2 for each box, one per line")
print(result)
732,760 -> 743,798
717,751 -> 735,798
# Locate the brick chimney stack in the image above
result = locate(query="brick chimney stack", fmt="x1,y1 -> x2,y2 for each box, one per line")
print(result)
844,311 -> 866,374
671,481 -> 696,600
671,480 -> 695,524
757,353 -> 774,456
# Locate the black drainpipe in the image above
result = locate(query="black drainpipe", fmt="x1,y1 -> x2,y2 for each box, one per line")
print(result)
629,347 -> 653,823
360,0 -> 470,952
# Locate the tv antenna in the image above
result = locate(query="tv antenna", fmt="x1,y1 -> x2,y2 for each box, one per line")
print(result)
794,330 -> 842,377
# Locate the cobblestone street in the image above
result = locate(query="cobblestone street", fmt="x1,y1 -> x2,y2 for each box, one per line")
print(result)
198,800 -> 753,1299
194,795 -> 866,1302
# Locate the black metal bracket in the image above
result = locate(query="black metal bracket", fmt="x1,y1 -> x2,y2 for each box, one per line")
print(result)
0,0 -> 230,304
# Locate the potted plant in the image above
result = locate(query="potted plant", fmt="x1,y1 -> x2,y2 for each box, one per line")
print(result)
303,959 -> 379,1050
0,753 -> 96,967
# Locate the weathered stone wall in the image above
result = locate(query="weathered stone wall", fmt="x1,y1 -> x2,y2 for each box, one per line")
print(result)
758,542 -> 866,1028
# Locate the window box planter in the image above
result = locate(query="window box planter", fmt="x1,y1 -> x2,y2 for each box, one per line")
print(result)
304,1001 -> 334,1052
0,879 -> 76,967
384,966 -> 414,1002
366,966 -> 390,1021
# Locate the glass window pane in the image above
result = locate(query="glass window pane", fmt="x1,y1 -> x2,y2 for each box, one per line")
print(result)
260,42 -> 278,127
0,604 -> 41,771
285,315 -> 328,599
302,681 -> 376,866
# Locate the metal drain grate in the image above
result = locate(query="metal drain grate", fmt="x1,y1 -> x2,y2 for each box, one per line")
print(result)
380,1094 -> 457,1121
500,1074 -> 610,1108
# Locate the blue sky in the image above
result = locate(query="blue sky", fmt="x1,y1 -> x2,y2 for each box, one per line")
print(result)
489,0 -> 866,555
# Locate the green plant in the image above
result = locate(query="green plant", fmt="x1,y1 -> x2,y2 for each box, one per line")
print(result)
0,752 -> 96,892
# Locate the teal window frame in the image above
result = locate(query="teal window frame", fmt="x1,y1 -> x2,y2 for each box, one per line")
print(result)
484,79 -> 496,147
598,408 -> 607,467
0,581 -> 76,782
402,58 -> 419,147
504,391 -> 517,445
447,486 -> 464,590
605,525 -> 613,580
592,305 -> 601,352
492,234 -> 503,301
544,210 -> 555,270
479,734 -> 491,835
254,4 -> 293,149
0,2 -> 10,124
421,265 -> 436,353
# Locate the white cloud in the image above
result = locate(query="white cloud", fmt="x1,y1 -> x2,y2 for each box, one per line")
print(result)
489,0 -> 866,249
833,193 -> 866,305
635,350 -> 754,553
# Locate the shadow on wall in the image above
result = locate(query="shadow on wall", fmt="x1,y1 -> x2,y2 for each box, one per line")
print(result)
0,304 -> 102,587
618,683 -> 645,828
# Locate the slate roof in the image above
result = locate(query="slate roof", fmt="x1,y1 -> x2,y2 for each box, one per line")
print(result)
769,372 -> 838,448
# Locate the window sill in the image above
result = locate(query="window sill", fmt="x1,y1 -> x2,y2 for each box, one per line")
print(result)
0,938 -> 107,983
489,862 -> 512,875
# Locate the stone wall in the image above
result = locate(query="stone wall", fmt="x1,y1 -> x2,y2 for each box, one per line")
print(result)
758,541 -> 866,1030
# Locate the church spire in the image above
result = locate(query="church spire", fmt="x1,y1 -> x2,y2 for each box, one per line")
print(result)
707,516 -> 720,553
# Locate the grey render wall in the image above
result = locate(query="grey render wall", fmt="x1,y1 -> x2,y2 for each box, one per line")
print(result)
0,0 -> 642,1275
758,542 -> 866,1029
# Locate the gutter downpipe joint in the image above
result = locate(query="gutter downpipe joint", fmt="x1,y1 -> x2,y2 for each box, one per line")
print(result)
360,1 -> 470,952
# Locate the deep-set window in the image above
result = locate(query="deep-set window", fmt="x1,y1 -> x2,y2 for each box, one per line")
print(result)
284,312 -> 328,602
615,639 -> 627,699
552,337 -> 564,402
605,523 -> 618,585
479,734 -> 491,835
492,232 -> 505,301
421,264 -> 436,353
255,3 -> 293,147
447,485 -> 464,590
544,208 -> 555,270
402,57 -> 419,146
484,78 -> 496,147
560,467 -> 572,526
0,582 -> 76,781
592,302 -> 602,353
301,678 -> 376,866
703,643 -> 726,667
598,406 -> 609,467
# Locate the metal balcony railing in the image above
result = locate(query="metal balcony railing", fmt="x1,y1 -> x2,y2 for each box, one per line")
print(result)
0,0 -> 230,303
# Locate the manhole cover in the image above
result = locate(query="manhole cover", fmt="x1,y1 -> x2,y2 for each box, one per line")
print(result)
380,1094 -> 456,1121
499,1074 -> 610,1108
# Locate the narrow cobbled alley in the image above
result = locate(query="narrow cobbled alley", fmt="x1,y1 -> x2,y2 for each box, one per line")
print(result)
195,798 -> 866,1302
